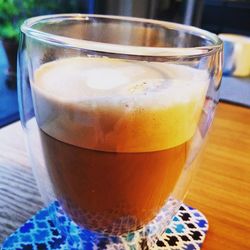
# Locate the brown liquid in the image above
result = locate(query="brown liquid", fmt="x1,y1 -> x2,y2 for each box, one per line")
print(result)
40,129 -> 187,234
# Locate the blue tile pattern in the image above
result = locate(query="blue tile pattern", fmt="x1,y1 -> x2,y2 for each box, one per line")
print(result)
2,202 -> 208,250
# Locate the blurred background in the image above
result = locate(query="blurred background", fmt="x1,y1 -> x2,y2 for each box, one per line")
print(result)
0,0 -> 250,127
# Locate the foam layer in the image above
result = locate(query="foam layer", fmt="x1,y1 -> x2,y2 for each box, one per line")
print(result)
32,57 -> 208,152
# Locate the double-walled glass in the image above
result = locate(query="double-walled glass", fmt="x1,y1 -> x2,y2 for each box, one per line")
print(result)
18,14 -> 222,249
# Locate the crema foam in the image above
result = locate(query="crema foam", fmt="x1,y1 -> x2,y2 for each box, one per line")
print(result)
32,57 -> 208,152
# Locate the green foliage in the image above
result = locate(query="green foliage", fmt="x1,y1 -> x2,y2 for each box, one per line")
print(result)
0,0 -> 83,40
0,0 -> 31,40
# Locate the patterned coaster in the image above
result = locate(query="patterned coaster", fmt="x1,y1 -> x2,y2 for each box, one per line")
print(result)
2,203 -> 208,250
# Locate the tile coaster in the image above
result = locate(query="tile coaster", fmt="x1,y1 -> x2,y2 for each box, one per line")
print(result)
2,202 -> 208,250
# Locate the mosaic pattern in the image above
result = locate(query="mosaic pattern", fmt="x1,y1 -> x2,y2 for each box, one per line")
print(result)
2,202 -> 208,250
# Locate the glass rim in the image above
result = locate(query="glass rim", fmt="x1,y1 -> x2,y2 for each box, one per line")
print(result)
21,13 -> 223,58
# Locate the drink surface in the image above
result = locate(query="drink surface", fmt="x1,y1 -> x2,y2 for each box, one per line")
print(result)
33,57 -> 208,153
32,57 -> 208,234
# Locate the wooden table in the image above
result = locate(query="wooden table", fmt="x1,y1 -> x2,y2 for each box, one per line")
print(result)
0,103 -> 249,249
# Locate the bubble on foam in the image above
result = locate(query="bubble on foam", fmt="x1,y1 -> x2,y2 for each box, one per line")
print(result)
32,57 -> 209,152
85,68 -> 129,90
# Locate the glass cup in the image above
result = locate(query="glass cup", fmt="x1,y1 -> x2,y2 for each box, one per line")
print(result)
18,14 -> 222,249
